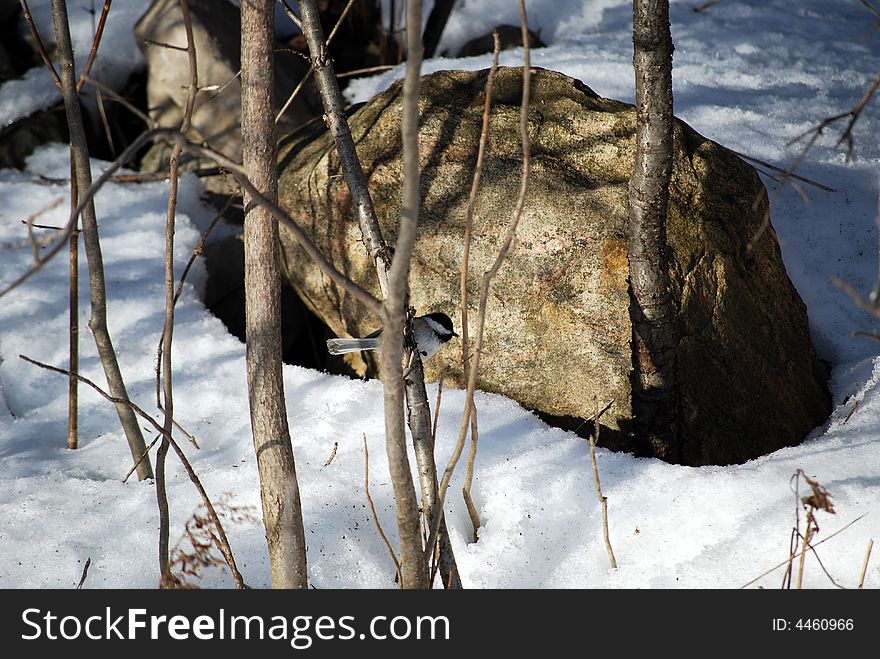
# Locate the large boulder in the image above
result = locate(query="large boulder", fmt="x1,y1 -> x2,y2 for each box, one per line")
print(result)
276,67 -> 830,466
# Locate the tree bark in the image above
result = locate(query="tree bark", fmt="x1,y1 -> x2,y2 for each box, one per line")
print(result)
404,361 -> 461,588
378,0 -> 429,589
299,0 -> 461,589
241,0 -> 308,588
67,149 -> 78,451
628,0 -> 679,461
297,0 -> 392,297
51,0 -> 153,480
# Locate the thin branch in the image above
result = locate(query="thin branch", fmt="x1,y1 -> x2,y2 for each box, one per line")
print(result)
858,0 -> 880,21
19,354 -> 246,589
843,400 -> 860,424
748,71 -> 880,252
428,0 -> 533,562
786,71 -> 880,163
379,0 -> 430,588
75,557 -> 91,589
141,37 -> 188,52
589,399 -> 617,569
364,434 -> 402,585
731,150 -> 835,192
322,441 -> 339,467
858,538 -> 873,588
19,0 -> 62,91
459,34 -> 500,546
122,434 -> 161,483
461,408 -> 480,543
274,0 -> 358,125
336,64 -> 396,79
76,0 -> 112,94
0,129 -> 382,317
276,0 -> 301,28
739,513 -> 869,589
17,197 -> 64,258
802,531 -> 846,588
431,371 -> 445,442
155,0 -> 199,584
833,275 -> 880,321
81,75 -> 156,128
68,150 -> 79,451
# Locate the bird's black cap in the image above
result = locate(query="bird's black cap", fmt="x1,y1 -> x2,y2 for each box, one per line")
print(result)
425,312 -> 458,338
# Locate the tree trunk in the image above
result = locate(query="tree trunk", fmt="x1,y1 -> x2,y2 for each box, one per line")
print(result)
404,361 -> 461,588
628,0 -> 679,461
241,0 -> 308,588
378,0 -> 430,589
297,0 -> 392,296
423,0 -> 456,58
51,0 -> 153,480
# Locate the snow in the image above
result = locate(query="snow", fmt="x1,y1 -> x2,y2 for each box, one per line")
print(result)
0,0 -> 147,128
1,0 -> 878,589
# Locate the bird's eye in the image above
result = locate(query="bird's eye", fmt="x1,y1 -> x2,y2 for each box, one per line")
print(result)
421,351 -> 428,356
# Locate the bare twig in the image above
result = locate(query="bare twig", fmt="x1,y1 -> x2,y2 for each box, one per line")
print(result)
20,354 -> 246,588
427,0 -> 533,563
589,399 -> 617,569
731,150 -> 835,192
19,0 -> 62,91
76,557 -> 91,589
76,0 -> 112,94
0,129 -> 382,317
275,0 -> 358,125
381,0 -> 431,588
740,513 -> 869,589
431,372 -> 446,442
276,0 -> 301,28
12,197 -> 63,257
786,71 -> 880,163
174,199 -> 230,306
461,408 -> 481,543
833,276 -> 880,320
155,0 -> 199,584
858,538 -> 873,588
323,441 -> 339,467
141,37 -> 188,52
459,32 -> 500,546
747,68 -> 880,252
68,152 -> 79,451
843,400 -> 860,424
121,434 -> 161,483
299,0 -> 457,589
336,65 -> 396,79
802,534 -> 846,588
693,0 -> 721,11
364,434 -> 401,585
858,0 -> 880,21
81,75 -> 156,129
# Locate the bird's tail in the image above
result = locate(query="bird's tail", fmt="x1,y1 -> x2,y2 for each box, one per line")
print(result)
326,337 -> 381,355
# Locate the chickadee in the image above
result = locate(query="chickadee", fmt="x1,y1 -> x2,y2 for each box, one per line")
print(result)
326,312 -> 458,360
